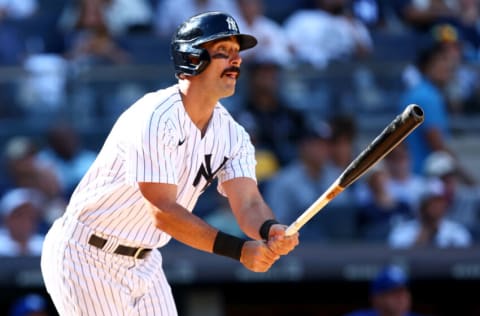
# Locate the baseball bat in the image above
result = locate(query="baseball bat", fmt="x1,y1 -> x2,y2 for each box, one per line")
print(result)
285,104 -> 424,236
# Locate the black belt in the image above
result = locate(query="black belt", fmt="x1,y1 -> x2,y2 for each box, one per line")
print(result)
88,234 -> 152,259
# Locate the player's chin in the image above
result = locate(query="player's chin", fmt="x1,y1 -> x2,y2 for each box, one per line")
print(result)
225,77 -> 237,88
220,85 -> 236,98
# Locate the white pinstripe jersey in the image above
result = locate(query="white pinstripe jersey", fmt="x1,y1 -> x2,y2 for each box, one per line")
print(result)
65,84 -> 257,248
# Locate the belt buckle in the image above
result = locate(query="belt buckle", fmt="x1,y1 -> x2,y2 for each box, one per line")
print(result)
134,247 -> 145,259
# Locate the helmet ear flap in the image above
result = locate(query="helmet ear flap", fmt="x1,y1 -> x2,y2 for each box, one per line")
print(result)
172,43 -> 211,76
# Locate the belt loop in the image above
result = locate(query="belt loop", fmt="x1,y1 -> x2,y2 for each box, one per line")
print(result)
134,247 -> 145,259
102,237 -> 119,253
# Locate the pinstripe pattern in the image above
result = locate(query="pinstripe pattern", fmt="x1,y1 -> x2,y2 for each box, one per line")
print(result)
42,218 -> 177,315
41,84 -> 257,315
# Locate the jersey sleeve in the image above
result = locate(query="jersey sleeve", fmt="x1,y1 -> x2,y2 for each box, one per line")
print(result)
125,111 -> 178,186
217,126 -> 257,196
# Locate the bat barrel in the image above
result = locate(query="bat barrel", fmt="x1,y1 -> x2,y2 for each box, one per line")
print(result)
337,104 -> 424,188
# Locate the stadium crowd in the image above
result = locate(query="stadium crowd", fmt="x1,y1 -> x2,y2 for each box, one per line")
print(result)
1,0 -> 480,315
0,0 -> 479,262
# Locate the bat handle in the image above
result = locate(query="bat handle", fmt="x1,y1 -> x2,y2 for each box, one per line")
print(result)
285,221 -> 302,237
284,181 -> 344,237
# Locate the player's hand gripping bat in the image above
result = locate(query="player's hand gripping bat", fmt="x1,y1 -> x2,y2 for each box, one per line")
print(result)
285,104 -> 425,236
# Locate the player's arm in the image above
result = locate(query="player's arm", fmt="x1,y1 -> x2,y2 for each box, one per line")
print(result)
138,181 -> 279,272
222,177 -> 299,256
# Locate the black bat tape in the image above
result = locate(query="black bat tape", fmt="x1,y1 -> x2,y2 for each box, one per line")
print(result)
338,104 -> 424,188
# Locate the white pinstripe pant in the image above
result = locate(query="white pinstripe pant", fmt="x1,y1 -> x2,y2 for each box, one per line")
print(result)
41,217 -> 178,316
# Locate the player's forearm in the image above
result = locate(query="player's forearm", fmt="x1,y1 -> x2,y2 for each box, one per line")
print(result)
222,178 -> 278,239
148,201 -> 219,253
139,182 -> 220,253
234,199 -> 277,240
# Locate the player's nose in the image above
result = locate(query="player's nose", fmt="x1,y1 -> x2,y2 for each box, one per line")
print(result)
230,52 -> 242,67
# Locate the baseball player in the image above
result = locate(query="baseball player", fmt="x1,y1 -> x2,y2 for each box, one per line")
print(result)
41,11 -> 299,316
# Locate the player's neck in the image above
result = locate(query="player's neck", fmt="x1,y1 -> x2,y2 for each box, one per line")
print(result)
178,80 -> 216,134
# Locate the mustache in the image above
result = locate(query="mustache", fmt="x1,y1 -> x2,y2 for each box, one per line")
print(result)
221,66 -> 241,78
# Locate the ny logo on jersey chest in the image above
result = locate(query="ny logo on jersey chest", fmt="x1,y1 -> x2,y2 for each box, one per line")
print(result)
193,154 -> 228,192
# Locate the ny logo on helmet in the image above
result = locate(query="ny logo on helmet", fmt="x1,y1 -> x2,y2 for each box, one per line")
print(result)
226,16 -> 238,32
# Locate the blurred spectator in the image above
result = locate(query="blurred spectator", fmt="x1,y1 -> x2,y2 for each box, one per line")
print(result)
349,64 -> 386,113
3,136 -> 61,196
402,23 -> 480,115
453,0 -> 480,63
2,136 -> 67,230
0,188 -> 45,256
8,293 -> 50,316
388,178 -> 472,248
59,0 -> 153,36
392,0 -> 458,33
234,0 -> 293,66
0,0 -> 38,20
234,60 -> 305,166
264,120 -> 339,241
283,0 -> 373,69
328,114 -> 358,172
384,142 -> 426,211
0,0 -> 38,65
355,162 -> 413,243
402,24 -> 461,90
16,53 -> 68,117
395,0 -> 480,57
323,114 -> 362,240
432,24 -> 474,115
423,150 -> 480,240
101,0 -> 153,35
36,121 -> 97,197
62,0 -> 131,68
399,40 -> 476,186
350,0 -> 386,30
4,0 -> 67,116
153,0 -> 240,38
344,264 -> 425,316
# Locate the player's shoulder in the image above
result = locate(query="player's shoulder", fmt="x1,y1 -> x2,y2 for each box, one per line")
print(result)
116,85 -> 183,131
144,85 -> 182,111
214,103 -> 250,135
128,85 -> 183,120
215,103 -> 241,125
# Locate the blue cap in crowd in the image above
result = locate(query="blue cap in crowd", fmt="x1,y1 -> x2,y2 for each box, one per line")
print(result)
370,265 -> 408,295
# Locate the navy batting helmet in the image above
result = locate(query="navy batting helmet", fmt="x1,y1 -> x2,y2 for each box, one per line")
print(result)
171,11 -> 257,76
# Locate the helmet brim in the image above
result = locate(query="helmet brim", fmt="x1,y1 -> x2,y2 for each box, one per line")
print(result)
236,34 -> 258,51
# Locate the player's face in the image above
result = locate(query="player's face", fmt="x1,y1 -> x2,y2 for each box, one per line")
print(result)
201,38 -> 242,98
